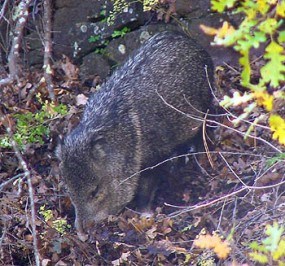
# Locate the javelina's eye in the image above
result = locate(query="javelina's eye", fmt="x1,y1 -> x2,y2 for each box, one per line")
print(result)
89,186 -> 99,200
91,137 -> 107,160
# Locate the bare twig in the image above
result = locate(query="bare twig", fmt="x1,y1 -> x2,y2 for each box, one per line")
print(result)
0,0 -> 9,21
166,178 -> 285,218
0,112 -> 41,266
26,78 -> 46,107
0,218 -> 8,260
206,64 -> 271,131
219,152 -> 248,187
120,149 -> 268,186
166,186 -> 247,214
43,0 -> 55,100
0,0 -> 33,87
0,173 -> 25,192
202,110 -> 214,168
165,150 -> 285,218
156,84 -> 282,153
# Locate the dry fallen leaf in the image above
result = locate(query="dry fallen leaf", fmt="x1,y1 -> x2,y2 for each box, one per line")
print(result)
60,55 -> 79,80
76,94 -> 88,106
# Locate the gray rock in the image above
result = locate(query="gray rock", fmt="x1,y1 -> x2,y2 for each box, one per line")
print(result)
105,24 -> 180,64
53,0 -> 145,61
79,53 -> 111,82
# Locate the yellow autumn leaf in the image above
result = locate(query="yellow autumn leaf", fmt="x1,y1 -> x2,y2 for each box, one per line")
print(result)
213,240 -> 231,259
200,24 -> 219,36
244,6 -> 257,20
254,91 -> 274,111
200,21 -> 235,39
277,1 -> 285,17
143,0 -> 159,11
272,239 -> 285,260
257,0 -> 270,15
269,114 -> 285,145
194,234 -> 213,249
194,234 -> 231,259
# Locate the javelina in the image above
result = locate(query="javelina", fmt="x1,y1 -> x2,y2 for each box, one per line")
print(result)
57,31 -> 214,232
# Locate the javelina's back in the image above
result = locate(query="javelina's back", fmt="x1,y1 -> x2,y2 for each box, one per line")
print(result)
58,31 -> 214,232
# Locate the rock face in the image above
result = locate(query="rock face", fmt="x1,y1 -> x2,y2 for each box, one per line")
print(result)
17,0 -> 239,73
57,31 -> 214,232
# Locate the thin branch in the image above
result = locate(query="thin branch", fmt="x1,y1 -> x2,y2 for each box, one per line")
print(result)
43,0 -> 55,100
219,152 -> 248,187
0,0 -> 9,21
167,186 -> 247,214
119,149 -> 270,186
0,0 -> 33,87
202,110 -> 214,168
0,112 -> 41,266
0,173 -> 25,192
156,87 -> 282,153
0,218 -> 8,260
166,178 -> 285,218
206,64 -> 271,131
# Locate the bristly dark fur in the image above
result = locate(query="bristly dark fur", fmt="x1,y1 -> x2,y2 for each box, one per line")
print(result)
57,31 -> 214,232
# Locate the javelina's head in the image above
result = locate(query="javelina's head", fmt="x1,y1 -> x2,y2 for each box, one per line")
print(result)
57,126 -> 140,232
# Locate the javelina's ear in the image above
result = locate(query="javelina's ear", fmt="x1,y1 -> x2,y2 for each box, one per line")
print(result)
56,135 -> 65,160
91,136 -> 107,160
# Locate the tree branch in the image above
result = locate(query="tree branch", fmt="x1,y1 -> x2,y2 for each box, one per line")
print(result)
43,0 -> 55,100
0,0 -> 33,87
0,111 -> 41,266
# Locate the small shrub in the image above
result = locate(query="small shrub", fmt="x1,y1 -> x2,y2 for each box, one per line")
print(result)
107,0 -> 160,25
39,205 -> 71,235
88,35 -> 100,43
248,222 -> 285,264
111,26 -> 130,38
0,96 -> 68,150
201,0 -> 285,145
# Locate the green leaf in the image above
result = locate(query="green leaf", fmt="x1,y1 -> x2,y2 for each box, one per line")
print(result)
2,101 -> 68,150
249,252 -> 268,264
278,30 -> 285,43
260,41 -> 285,87
0,136 -> 12,148
266,153 -> 285,167
232,19 -> 258,51
249,241 -> 259,250
259,18 -> 280,34
53,104 -> 68,115
111,27 -> 130,38
239,50 -> 251,85
252,31 -> 267,47
88,35 -> 100,43
262,222 -> 284,253
100,9 -> 106,16
211,0 -> 237,12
